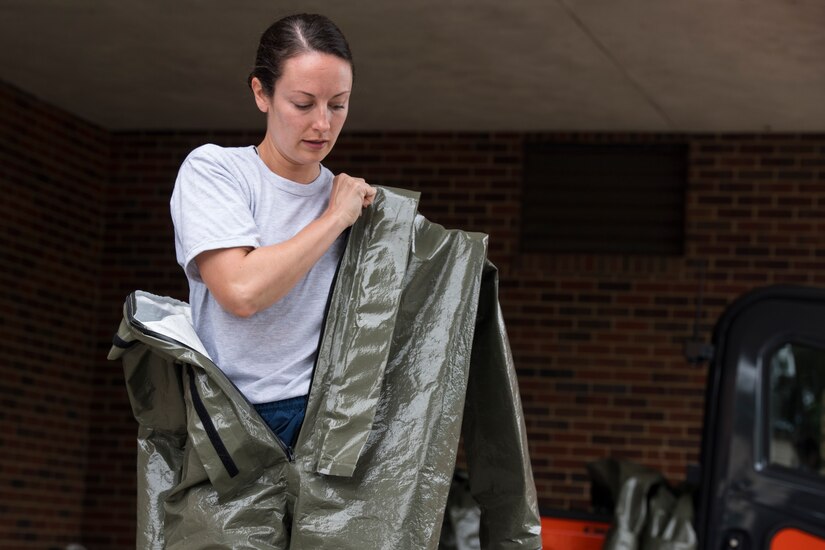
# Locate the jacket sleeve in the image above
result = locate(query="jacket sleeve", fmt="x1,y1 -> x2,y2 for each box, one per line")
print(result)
462,261 -> 543,549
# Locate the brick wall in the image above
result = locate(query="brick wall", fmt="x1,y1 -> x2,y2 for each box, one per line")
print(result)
0,82 -> 109,549
2,80 -> 825,546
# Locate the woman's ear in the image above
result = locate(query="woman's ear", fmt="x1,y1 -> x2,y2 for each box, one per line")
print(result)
250,77 -> 271,113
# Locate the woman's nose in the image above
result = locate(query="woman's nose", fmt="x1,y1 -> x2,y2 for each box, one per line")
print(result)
312,106 -> 331,132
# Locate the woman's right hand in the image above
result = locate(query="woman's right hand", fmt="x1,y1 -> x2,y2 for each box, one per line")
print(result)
326,173 -> 376,228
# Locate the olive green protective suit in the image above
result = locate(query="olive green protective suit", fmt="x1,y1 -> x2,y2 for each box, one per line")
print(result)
109,187 -> 542,549
589,459 -> 696,550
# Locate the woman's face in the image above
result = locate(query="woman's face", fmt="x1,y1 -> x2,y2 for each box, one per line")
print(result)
253,51 -> 352,182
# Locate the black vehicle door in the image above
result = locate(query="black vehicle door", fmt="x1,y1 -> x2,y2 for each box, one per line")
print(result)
697,286 -> 825,550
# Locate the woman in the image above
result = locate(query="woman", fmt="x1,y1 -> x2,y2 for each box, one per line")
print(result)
171,13 -> 375,452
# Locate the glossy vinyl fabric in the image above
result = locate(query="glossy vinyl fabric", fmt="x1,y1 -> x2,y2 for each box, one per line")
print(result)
109,187 -> 542,549
590,459 -> 696,550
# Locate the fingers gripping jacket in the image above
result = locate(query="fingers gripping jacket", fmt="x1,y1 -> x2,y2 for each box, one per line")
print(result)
109,186 -> 542,549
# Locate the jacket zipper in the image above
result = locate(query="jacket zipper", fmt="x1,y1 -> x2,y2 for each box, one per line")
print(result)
186,364 -> 240,477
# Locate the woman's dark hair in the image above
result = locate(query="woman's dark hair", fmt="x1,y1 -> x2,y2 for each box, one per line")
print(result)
248,13 -> 353,97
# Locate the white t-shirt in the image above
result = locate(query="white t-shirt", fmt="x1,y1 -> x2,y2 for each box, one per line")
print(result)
170,144 -> 344,404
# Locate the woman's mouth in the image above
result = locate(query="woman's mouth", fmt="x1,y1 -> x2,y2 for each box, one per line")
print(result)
302,139 -> 327,150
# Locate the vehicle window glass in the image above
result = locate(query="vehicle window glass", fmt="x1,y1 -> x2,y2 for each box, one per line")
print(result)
768,343 -> 825,478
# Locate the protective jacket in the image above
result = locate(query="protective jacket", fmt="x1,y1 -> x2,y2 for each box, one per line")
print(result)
109,187 -> 542,549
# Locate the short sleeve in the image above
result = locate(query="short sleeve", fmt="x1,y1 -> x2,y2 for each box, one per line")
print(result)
170,145 -> 261,282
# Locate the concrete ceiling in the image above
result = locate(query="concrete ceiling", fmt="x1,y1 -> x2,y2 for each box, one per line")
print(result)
1,0 -> 824,132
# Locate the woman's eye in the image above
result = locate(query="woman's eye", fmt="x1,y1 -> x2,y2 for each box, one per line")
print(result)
331,104 -> 347,111
293,103 -> 312,110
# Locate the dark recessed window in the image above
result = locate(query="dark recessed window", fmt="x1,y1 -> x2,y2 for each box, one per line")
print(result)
522,142 -> 687,255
